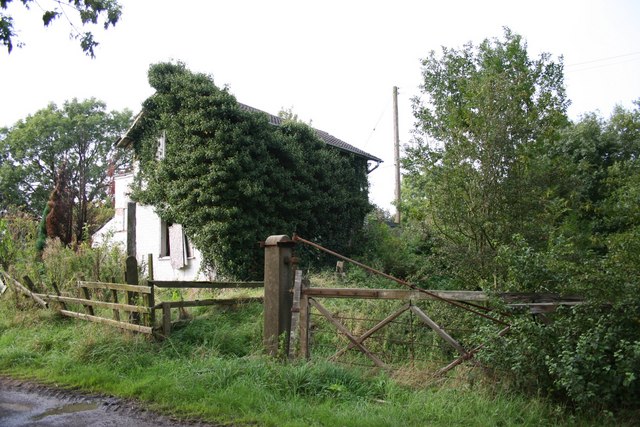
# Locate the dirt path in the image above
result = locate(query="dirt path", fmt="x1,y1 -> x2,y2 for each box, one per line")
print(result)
0,377 -> 217,427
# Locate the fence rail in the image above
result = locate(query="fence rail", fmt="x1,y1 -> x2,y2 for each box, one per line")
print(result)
151,280 -> 264,289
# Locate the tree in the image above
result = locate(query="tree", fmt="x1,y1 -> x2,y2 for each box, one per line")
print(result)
0,0 -> 121,57
403,28 -> 569,287
130,62 -> 371,279
0,98 -> 132,242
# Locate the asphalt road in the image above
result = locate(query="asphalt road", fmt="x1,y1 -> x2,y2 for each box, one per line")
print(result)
0,377 -> 215,427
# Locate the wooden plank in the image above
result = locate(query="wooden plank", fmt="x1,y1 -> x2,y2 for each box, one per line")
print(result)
331,303 -> 410,361
309,298 -> 386,369
37,294 -> 151,313
152,297 -> 263,310
59,310 -> 153,334
1,272 -> 48,308
410,305 -> 467,356
288,270 -> 303,359
303,287 -> 488,301
78,281 -> 152,294
151,280 -> 264,289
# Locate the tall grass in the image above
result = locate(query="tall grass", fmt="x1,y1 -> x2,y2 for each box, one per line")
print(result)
0,293 -> 608,426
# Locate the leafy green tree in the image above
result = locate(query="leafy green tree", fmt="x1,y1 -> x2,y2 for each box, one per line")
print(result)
1,0 -> 121,57
403,28 -> 569,287
481,103 -> 640,412
0,98 -> 131,242
131,62 -> 371,279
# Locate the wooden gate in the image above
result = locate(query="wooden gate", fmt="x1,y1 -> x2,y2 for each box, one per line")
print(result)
285,235 -> 580,374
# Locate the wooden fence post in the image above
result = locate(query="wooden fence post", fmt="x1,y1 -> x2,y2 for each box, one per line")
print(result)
145,253 -> 155,327
125,255 -> 140,324
162,302 -> 171,336
127,202 -> 136,258
79,286 -> 95,316
299,276 -> 310,359
263,235 -> 295,357
288,269 -> 303,359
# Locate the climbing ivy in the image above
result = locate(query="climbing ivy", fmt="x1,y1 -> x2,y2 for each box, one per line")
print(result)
131,62 -> 370,279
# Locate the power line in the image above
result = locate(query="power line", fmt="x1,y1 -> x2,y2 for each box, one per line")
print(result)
565,50 -> 640,68
565,56 -> 640,73
362,98 -> 391,148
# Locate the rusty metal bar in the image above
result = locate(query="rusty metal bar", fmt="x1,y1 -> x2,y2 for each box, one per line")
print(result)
292,235 -> 509,326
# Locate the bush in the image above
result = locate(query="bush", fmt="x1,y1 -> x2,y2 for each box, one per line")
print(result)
478,301 -> 640,413
41,237 -> 126,292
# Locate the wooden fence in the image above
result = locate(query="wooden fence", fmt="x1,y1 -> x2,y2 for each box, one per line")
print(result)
0,254 -> 264,338
1,233 -> 583,375
150,279 -> 263,336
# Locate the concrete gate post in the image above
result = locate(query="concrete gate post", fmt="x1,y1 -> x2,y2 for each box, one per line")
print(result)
263,235 -> 295,357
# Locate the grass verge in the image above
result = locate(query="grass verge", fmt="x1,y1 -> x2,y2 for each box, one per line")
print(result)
0,295 -> 610,426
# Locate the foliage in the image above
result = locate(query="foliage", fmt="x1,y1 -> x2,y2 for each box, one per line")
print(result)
131,62 -> 371,279
0,0 -> 122,57
353,208 -> 436,283
0,98 -> 131,242
0,217 -> 13,269
40,236 -> 126,291
35,203 -> 49,252
404,27 -> 569,288
45,163 -> 74,245
402,27 -> 640,413
1,207 -> 125,292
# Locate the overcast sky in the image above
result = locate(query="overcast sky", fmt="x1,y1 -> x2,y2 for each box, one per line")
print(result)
2,0 -> 639,212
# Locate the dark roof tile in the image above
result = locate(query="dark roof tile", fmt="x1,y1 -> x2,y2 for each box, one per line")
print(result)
238,103 -> 382,163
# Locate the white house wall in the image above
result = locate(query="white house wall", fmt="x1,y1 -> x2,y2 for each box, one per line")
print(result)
93,172 -> 205,281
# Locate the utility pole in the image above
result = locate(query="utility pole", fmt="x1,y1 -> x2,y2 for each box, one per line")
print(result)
393,86 -> 401,224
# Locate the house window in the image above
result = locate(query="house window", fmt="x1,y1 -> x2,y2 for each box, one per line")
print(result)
160,220 -> 172,257
184,233 -> 193,259
160,220 -> 193,267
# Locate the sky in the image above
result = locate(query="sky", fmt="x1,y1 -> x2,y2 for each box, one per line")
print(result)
2,0 -> 640,213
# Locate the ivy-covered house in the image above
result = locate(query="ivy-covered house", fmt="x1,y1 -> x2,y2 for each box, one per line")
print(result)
93,100 -> 382,281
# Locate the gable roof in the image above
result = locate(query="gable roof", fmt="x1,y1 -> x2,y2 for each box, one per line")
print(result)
238,103 -> 383,163
118,104 -> 383,165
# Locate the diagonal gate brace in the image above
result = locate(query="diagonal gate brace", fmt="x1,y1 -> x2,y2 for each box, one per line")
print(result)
309,298 -> 387,369
331,303 -> 411,362
410,304 -> 468,356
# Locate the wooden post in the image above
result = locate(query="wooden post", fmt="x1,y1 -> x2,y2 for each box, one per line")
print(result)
263,235 -> 295,357
79,286 -> 95,316
125,255 -> 140,324
145,253 -> 155,327
127,202 -> 136,258
162,302 -> 171,336
22,275 -> 38,293
50,281 -> 67,311
109,276 -> 120,321
288,269 -> 303,359
299,277 -> 310,359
